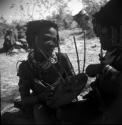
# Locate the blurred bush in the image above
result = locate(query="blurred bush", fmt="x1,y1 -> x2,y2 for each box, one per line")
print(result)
0,19 -> 26,40
73,10 -> 95,39
46,7 -> 95,39
46,8 -> 75,30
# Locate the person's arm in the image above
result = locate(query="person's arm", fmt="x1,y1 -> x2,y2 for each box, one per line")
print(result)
108,73 -> 122,123
18,78 -> 39,106
102,65 -> 120,81
93,73 -> 122,124
106,73 -> 122,123
86,63 -> 104,77
18,61 -> 55,108
17,61 -> 40,106
19,77 -> 55,107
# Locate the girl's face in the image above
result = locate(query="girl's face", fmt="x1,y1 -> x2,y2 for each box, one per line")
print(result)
99,27 -> 113,51
94,24 -> 117,51
34,27 -> 58,57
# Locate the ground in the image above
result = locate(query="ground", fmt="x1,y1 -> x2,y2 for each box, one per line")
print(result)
0,29 -> 101,113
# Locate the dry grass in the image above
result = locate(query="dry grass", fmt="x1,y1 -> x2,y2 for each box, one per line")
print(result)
0,29 -> 101,112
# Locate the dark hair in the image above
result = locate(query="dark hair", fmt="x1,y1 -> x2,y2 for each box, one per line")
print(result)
92,0 -> 122,28
92,0 -> 122,46
26,20 -> 59,48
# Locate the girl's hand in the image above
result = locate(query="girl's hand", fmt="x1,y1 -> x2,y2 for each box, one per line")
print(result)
38,87 -> 54,103
86,64 -> 104,77
102,65 -> 120,80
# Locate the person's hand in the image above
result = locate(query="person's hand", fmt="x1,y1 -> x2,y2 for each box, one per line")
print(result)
45,89 -> 56,108
47,74 -> 88,108
52,77 -> 65,88
102,65 -> 120,80
98,65 -> 121,96
65,73 -> 88,92
37,87 -> 54,103
86,64 -> 104,77
75,73 -> 88,85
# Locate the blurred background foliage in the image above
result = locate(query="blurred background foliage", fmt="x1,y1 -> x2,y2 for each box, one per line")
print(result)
0,0 -> 109,39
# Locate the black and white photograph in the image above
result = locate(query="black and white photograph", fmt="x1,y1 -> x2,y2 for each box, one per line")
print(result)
1,0 -> 122,124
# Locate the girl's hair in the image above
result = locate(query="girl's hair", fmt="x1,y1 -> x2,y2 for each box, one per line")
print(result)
92,0 -> 121,28
92,0 -> 122,46
26,20 -> 59,48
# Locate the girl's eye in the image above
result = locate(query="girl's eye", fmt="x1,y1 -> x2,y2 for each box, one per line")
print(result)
43,36 -> 57,43
43,37 -> 51,41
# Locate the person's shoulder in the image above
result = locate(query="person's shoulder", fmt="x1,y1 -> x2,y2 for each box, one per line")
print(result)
56,52 -> 69,59
18,60 -> 28,68
17,60 -> 31,79
56,52 -> 72,65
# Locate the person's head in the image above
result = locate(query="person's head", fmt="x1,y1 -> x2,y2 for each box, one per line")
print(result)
26,20 -> 59,58
6,29 -> 12,36
92,0 -> 122,51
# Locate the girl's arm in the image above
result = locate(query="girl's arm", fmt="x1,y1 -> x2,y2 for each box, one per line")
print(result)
18,78 -> 39,106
